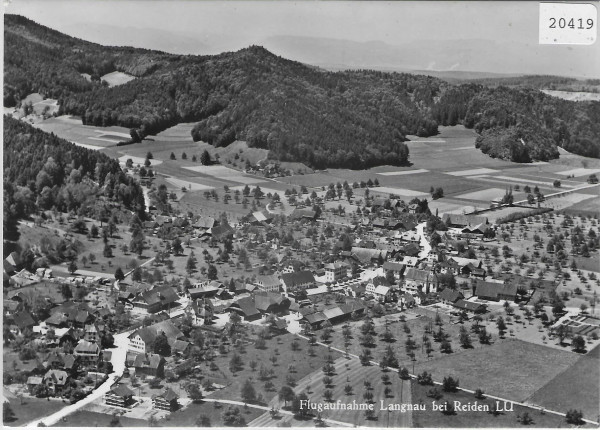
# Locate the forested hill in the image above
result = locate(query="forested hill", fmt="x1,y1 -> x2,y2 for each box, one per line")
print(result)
3,116 -> 146,237
5,15 -> 600,166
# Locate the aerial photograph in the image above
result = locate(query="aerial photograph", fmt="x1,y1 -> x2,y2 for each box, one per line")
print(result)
2,0 -> 599,427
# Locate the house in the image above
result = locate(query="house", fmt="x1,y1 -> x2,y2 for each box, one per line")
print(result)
187,285 -> 219,300
84,324 -> 100,343
254,293 -> 290,315
366,277 -> 391,296
399,256 -> 419,268
438,289 -> 464,304
404,268 -> 437,294
26,376 -> 44,394
44,369 -> 69,396
227,297 -> 261,321
73,340 -> 101,366
211,222 -> 235,239
373,285 -> 393,302
351,247 -> 387,265
191,298 -> 214,324
290,208 -> 318,221
453,299 -> 487,314
127,320 -> 185,354
474,280 -> 518,302
280,259 -> 305,274
323,262 -> 351,283
280,271 -> 315,292
442,214 -> 489,229
152,388 -> 179,412
132,285 -> 179,314
446,257 -> 483,276
134,353 -> 166,377
382,261 -> 406,280
104,385 -> 135,408
253,274 -> 281,293
9,310 -> 35,336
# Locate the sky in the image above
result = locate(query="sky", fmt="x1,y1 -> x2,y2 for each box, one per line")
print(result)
5,0 -> 599,77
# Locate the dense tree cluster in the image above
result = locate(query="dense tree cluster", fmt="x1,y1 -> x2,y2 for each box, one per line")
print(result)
3,116 -> 145,234
5,15 -> 600,168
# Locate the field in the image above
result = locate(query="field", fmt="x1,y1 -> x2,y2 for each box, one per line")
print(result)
100,71 -> 136,87
22,114 -> 600,223
158,401 -> 263,427
4,396 -> 68,427
412,340 -> 579,402
411,382 -> 575,428
542,89 -> 600,102
528,345 -> 600,419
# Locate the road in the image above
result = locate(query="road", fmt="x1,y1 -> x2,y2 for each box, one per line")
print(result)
22,331 -> 131,427
416,222 -> 432,259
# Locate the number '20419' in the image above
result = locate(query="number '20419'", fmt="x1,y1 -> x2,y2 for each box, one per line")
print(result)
549,18 -> 594,29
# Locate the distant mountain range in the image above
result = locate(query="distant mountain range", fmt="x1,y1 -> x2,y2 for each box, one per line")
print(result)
4,14 -> 600,167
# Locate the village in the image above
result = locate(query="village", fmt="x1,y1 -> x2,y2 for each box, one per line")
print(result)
3,164 -> 600,427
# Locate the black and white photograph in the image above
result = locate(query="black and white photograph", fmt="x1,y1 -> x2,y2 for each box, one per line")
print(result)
2,0 -> 600,427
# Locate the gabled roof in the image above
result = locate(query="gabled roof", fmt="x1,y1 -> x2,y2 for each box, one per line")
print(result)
229,297 -> 260,317
111,385 -> 135,397
134,285 -> 179,307
12,311 -> 35,330
382,261 -> 406,272
304,312 -> 327,324
475,281 -> 518,299
280,271 -> 315,288
439,288 -> 464,303
157,388 -> 179,402
374,285 -> 391,296
454,299 -> 487,312
44,369 -> 68,385
74,340 -> 100,355
404,268 -> 430,283
322,307 -> 345,320
134,353 -> 165,369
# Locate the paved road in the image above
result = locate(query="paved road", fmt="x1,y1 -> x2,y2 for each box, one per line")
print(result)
416,222 -> 431,259
22,331 -> 131,427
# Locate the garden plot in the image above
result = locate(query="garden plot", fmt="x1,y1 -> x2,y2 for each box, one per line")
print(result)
377,168 -> 429,176
447,168 -> 500,176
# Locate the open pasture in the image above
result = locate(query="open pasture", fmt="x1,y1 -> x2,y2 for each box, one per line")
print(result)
377,168 -> 430,176
34,115 -> 130,148
528,345 -> 600,419
412,339 -> 579,402
557,167 -> 600,177
100,71 -> 136,87
446,168 -> 500,176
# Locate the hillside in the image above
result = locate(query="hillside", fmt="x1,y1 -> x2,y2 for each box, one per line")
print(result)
4,15 -> 600,166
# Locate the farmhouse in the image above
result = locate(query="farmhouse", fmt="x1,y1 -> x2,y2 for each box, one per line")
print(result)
153,388 -> 179,412
131,285 -> 179,314
438,288 -> 464,304
453,299 -> 487,314
128,320 -> 185,354
474,280 -> 518,302
134,353 -> 166,377
73,339 -> 101,366
104,385 -> 135,408
227,297 -> 261,321
280,271 -> 315,291
252,274 -> 281,293
404,267 -> 437,294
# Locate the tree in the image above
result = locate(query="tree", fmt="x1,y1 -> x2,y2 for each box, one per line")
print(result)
114,267 -> 125,281
240,379 -> 257,403
474,388 -> 485,399
61,284 -> 73,300
279,386 -> 295,407
172,238 -> 184,256
67,260 -> 78,274
229,353 -> 243,373
207,264 -> 217,280
170,152 -> 176,160
417,371 -> 433,385
442,376 -> 459,392
222,406 -> 246,426
188,383 -> 204,402
571,335 -> 586,352
440,340 -> 453,353
200,150 -> 211,166
565,409 -> 584,425
153,332 -> 171,356
186,255 -> 197,275
196,415 -> 211,427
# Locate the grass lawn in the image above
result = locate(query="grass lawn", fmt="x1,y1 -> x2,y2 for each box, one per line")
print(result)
4,397 -> 68,427
411,381 -> 578,428
528,345 -> 600,420
202,333 -> 342,403
160,401 -> 263,427
51,410 -> 147,427
412,339 -> 579,402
